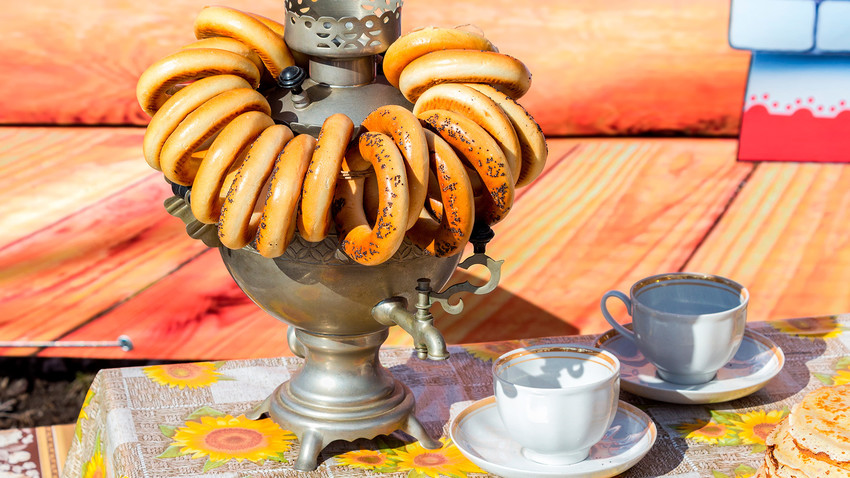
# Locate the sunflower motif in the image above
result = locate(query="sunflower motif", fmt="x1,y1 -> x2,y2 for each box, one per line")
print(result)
727,409 -> 787,445
82,449 -> 105,478
168,414 -> 295,463
79,388 -> 94,421
143,362 -> 227,389
713,464 -> 758,478
335,449 -> 393,470
675,419 -> 735,444
769,316 -> 845,339
76,387 -> 96,440
814,357 -> 850,386
733,466 -> 757,478
391,438 -> 483,478
832,369 -> 850,386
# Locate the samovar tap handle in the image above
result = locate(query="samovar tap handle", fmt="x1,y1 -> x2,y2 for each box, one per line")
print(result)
163,181 -> 222,248
429,221 -> 503,315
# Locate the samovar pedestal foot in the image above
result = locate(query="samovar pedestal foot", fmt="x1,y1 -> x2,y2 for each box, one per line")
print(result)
404,414 -> 441,449
249,328 -> 438,471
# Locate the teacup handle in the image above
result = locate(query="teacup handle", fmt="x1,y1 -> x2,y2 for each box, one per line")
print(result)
601,291 -> 637,342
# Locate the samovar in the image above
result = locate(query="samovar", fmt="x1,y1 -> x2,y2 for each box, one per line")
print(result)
164,0 -> 504,471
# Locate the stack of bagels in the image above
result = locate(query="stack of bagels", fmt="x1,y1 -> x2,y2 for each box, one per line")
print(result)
136,6 -> 547,265
756,385 -> 850,477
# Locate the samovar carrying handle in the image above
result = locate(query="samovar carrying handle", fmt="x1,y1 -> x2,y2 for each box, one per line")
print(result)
372,222 -> 503,360
429,221 -> 503,315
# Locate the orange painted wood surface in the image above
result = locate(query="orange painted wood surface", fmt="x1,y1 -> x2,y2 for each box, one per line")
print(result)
685,162 -> 850,322
37,249 -> 288,360
15,126 -> 839,360
0,127 -> 150,248
434,138 -> 755,343
0,173 -> 206,356
0,0 -> 749,136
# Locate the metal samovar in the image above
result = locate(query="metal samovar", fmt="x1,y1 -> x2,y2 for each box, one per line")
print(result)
166,0 -> 503,470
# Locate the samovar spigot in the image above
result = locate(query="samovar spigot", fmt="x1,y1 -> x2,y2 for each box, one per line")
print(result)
372,222 -> 504,360
372,279 -> 450,360
413,278 -> 447,359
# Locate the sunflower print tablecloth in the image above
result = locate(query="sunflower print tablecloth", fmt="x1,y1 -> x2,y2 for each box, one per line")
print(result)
59,314 -> 850,478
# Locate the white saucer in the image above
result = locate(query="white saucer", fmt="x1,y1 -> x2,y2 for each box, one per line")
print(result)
449,397 -> 656,478
595,328 -> 785,404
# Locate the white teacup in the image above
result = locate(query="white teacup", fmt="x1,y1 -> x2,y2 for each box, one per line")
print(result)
601,272 -> 749,385
492,344 -> 620,466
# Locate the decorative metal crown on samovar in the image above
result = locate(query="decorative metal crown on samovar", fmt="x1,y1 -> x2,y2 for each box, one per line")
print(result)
270,0 -> 411,134
137,0 -> 545,470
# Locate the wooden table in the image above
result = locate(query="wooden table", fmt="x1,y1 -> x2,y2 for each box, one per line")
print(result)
3,134 -> 850,361
45,315 -> 850,478
3,0 -> 850,361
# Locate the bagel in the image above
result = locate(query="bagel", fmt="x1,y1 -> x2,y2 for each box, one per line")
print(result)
143,74 -> 252,171
246,11 -> 310,68
136,48 -> 261,117
398,49 -> 532,103
382,26 -> 496,88
406,130 -> 475,257
194,5 -> 295,79
256,134 -> 318,258
297,113 -> 355,242
180,37 -> 265,73
333,132 -> 410,265
413,83 -> 520,182
466,83 -> 548,187
191,111 -> 274,224
160,88 -> 272,186
245,11 -> 286,37
418,109 -> 514,225
218,124 -> 294,249
361,105 -> 429,230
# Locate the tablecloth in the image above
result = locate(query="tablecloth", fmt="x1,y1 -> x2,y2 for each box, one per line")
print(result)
58,315 -> 850,478
0,423 -> 73,478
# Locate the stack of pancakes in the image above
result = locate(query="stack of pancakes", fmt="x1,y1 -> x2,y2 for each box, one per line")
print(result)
757,384 -> 850,477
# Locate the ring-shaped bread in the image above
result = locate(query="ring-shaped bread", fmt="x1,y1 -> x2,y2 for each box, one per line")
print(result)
465,84 -> 548,188
297,113 -> 355,242
414,83 -> 521,183
333,132 -> 410,266
406,130 -> 475,257
245,11 -> 310,68
194,5 -> 294,79
361,105 -> 429,230
382,26 -> 496,89
399,49 -> 531,103
191,111 -> 275,224
136,48 -> 261,117
143,74 -> 252,171
418,109 -> 514,225
256,134 -> 318,258
160,88 -> 271,186
180,37 -> 265,74
218,124 -> 294,249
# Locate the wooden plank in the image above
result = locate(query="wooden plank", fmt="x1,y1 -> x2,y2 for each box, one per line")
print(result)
685,162 -> 850,322
43,140 -> 581,359
406,0 -> 750,136
0,174 -> 206,356
432,138 -> 754,343
12,138 -> 754,360
37,249 -> 288,360
384,138 -> 585,348
0,127 -> 150,249
1,0 -> 749,136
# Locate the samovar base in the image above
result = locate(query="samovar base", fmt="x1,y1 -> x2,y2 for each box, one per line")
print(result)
246,328 -> 440,471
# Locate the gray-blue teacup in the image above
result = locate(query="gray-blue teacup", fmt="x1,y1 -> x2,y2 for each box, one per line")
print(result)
601,272 -> 748,385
